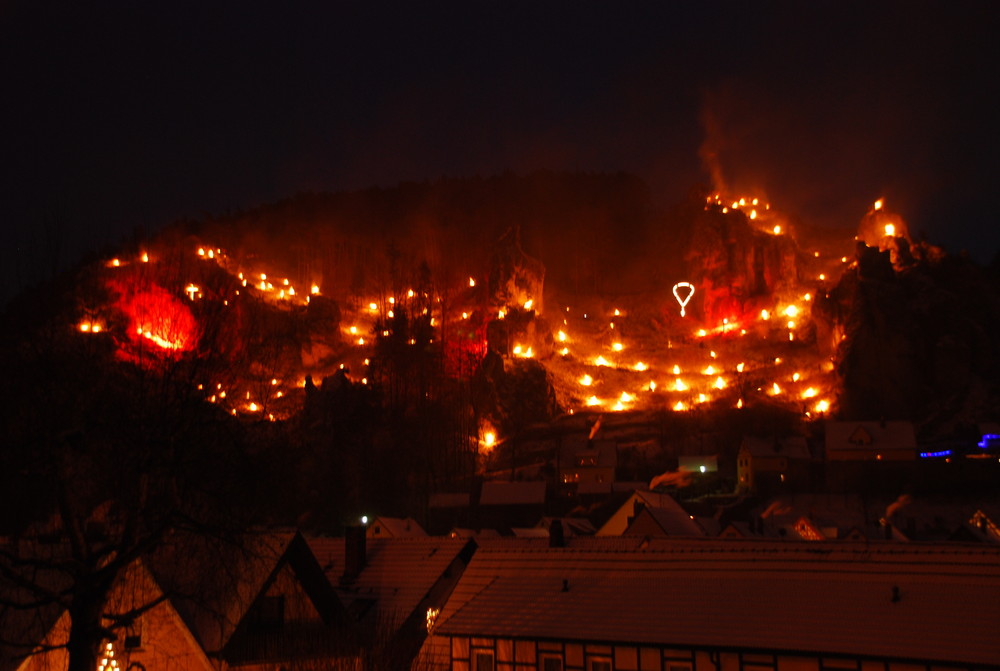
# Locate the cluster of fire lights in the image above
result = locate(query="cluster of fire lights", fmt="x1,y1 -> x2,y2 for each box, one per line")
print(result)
75,196 -> 908,446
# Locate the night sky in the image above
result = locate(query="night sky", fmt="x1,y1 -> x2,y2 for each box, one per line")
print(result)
3,2 -> 998,305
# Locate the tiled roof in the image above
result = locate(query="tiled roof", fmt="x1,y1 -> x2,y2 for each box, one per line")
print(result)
151,530 -> 300,653
623,505 -> 705,537
434,538 -> 1000,666
309,536 -> 471,631
368,516 -> 427,538
596,490 -> 697,536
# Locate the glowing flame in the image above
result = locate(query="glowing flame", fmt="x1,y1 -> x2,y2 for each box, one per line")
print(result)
426,607 -> 440,633
586,396 -> 600,406
523,299 -> 534,310
884,223 -> 896,237
772,225 -> 782,235
620,391 -> 634,403
674,378 -> 688,392
771,382 -> 782,395
874,199 -> 884,211
736,362 -> 745,373
761,309 -> 770,320
702,365 -> 716,375
673,401 -> 687,412
784,305 -> 798,318
594,356 -> 611,367
815,399 -> 830,413
672,365 -> 681,375
802,387 -> 818,399
611,342 -> 624,352
469,277 -> 476,287
115,282 -> 198,355
557,330 -> 567,342
634,361 -> 648,371
579,374 -> 593,386
713,376 -> 726,390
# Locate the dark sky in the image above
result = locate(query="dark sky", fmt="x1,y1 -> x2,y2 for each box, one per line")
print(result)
3,1 -> 998,304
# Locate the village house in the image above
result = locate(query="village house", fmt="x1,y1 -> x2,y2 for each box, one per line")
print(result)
825,420 -> 916,461
2,558 -> 214,671
416,537 -> 1000,671
366,516 -> 428,539
736,435 -> 811,494
559,439 -> 617,490
309,529 -> 476,671
477,481 -> 547,531
154,530 -> 352,671
595,490 -> 702,537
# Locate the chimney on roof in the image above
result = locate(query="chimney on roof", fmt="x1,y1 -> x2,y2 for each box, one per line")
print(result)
549,519 -> 565,548
342,525 -> 366,583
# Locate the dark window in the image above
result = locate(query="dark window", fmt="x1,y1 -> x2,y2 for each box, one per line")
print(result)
123,617 -> 143,650
250,595 -> 285,630
474,652 -> 494,671
542,656 -> 563,671
589,658 -> 611,671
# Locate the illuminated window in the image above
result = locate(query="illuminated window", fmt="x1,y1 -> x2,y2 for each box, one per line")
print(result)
474,652 -> 494,671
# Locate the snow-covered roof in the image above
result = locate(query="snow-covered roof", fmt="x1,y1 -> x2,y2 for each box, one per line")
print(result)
740,435 -> 811,459
309,536 -> 472,632
434,538 -> 1000,667
826,420 -> 916,459
596,490 -> 695,536
367,516 -> 427,538
623,505 -> 705,538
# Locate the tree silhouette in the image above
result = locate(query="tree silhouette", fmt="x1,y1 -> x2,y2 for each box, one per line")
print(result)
0,257 -> 291,671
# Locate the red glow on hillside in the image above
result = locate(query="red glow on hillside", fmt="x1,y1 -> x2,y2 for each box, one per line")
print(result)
110,279 -> 198,356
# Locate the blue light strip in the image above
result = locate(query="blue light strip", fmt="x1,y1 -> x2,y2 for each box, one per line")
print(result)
918,449 -> 951,458
977,433 -> 1000,449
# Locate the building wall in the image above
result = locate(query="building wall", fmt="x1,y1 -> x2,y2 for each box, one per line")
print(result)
18,563 -> 214,671
418,635 -> 982,671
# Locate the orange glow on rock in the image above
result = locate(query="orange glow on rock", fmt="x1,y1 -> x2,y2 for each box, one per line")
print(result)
112,280 -> 198,356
